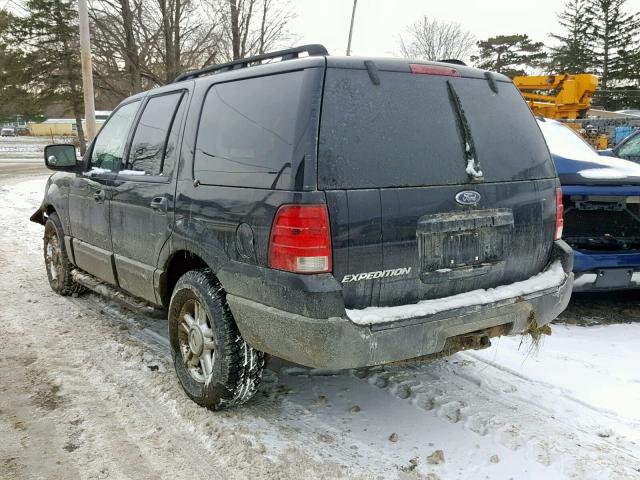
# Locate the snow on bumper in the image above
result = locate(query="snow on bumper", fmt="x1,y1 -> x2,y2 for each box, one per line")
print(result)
228,245 -> 574,369
347,261 -> 567,325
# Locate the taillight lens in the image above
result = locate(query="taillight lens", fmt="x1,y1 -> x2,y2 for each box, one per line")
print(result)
410,64 -> 460,77
269,204 -> 332,274
555,187 -> 564,240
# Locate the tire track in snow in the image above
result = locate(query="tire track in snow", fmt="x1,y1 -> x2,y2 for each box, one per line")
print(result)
352,356 -> 640,479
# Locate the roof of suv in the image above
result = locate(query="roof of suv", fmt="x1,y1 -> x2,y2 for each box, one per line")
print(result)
123,45 -> 513,105
325,56 -> 510,81
169,46 -> 511,86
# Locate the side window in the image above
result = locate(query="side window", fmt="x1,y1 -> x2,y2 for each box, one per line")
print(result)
194,71 -> 305,189
89,101 -> 140,172
126,91 -> 184,176
618,134 -> 640,161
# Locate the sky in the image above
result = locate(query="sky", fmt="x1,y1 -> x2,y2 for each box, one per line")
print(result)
291,0 -> 571,58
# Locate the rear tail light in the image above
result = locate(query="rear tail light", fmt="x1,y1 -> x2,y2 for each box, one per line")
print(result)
555,187 -> 564,240
269,204 -> 332,274
410,64 -> 460,77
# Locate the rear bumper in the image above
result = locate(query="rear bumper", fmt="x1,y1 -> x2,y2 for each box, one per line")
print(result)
573,249 -> 640,291
224,241 -> 574,369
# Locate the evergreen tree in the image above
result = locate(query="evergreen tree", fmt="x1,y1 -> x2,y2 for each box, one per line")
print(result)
471,34 -> 546,77
0,10 -> 43,122
9,0 -> 87,150
549,0 -> 594,73
586,0 -> 640,102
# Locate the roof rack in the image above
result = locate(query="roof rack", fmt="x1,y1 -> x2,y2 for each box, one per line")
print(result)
173,44 -> 329,83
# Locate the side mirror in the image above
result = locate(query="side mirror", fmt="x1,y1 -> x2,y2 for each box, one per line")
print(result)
44,144 -> 80,172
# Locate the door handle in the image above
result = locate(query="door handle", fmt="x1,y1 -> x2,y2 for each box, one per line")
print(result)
93,190 -> 106,202
150,197 -> 168,212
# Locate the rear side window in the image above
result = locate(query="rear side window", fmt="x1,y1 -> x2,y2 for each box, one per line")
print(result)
318,69 -> 555,189
194,71 -> 305,189
126,91 -> 184,176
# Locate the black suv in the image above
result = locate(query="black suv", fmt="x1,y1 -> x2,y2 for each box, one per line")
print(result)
32,45 -> 573,409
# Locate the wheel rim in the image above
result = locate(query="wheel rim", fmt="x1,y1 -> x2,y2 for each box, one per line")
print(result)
45,234 -> 61,282
178,299 -> 216,384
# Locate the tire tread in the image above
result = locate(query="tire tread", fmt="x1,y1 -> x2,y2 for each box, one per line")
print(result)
169,269 -> 264,409
44,212 -> 85,296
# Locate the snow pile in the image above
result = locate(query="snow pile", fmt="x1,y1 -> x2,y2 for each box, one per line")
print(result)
578,157 -> 640,179
473,323 -> 640,423
347,261 -> 566,325
465,158 -> 483,178
84,167 -> 111,176
465,142 -> 483,178
84,168 -> 153,177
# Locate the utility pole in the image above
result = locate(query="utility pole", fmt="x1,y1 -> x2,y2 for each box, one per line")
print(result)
78,0 -> 97,143
346,0 -> 358,56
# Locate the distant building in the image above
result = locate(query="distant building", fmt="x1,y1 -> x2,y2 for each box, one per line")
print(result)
28,112 -> 111,136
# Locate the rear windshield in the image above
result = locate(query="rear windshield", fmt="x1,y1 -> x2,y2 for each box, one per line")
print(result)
318,68 -> 555,189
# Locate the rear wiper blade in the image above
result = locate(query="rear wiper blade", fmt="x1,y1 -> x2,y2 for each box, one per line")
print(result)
446,80 -> 483,180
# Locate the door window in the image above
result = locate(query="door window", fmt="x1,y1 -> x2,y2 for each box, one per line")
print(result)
89,100 -> 140,173
126,91 -> 185,176
618,134 -> 640,161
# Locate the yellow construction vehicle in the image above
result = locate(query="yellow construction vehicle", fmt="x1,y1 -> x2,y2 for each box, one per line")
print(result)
513,73 -> 607,148
513,73 -> 598,119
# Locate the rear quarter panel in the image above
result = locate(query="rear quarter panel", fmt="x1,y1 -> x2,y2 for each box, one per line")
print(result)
157,61 -> 326,279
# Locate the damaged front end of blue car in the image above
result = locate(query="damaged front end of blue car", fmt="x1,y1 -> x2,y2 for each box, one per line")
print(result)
539,118 -> 640,291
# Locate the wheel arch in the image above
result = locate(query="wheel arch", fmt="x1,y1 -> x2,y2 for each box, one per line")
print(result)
160,250 -> 220,308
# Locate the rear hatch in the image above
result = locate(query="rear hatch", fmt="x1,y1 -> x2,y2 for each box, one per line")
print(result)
318,62 -> 558,310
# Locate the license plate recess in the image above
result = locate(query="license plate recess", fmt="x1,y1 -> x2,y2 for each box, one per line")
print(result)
417,209 -> 514,283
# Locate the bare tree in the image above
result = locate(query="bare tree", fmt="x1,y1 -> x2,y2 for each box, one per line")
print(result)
220,0 -> 295,61
90,0 -> 163,98
86,0 -> 292,106
399,16 -> 476,62
90,0 -> 224,100
90,0 -> 146,95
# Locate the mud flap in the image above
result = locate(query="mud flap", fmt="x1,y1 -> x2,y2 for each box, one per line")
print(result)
30,207 -> 46,225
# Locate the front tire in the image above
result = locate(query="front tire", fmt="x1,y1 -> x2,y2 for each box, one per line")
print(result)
168,269 -> 264,410
43,212 -> 84,296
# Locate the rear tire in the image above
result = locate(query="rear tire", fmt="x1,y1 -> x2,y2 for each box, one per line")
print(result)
43,212 -> 84,296
168,269 -> 264,410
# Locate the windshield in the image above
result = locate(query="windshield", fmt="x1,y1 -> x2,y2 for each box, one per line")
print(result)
537,120 -> 601,161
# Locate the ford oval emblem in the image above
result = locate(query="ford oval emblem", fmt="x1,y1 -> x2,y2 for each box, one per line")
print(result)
455,190 -> 481,205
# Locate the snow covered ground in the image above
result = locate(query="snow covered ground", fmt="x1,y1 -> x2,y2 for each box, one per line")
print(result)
0,136 -> 70,163
1,169 -> 640,479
